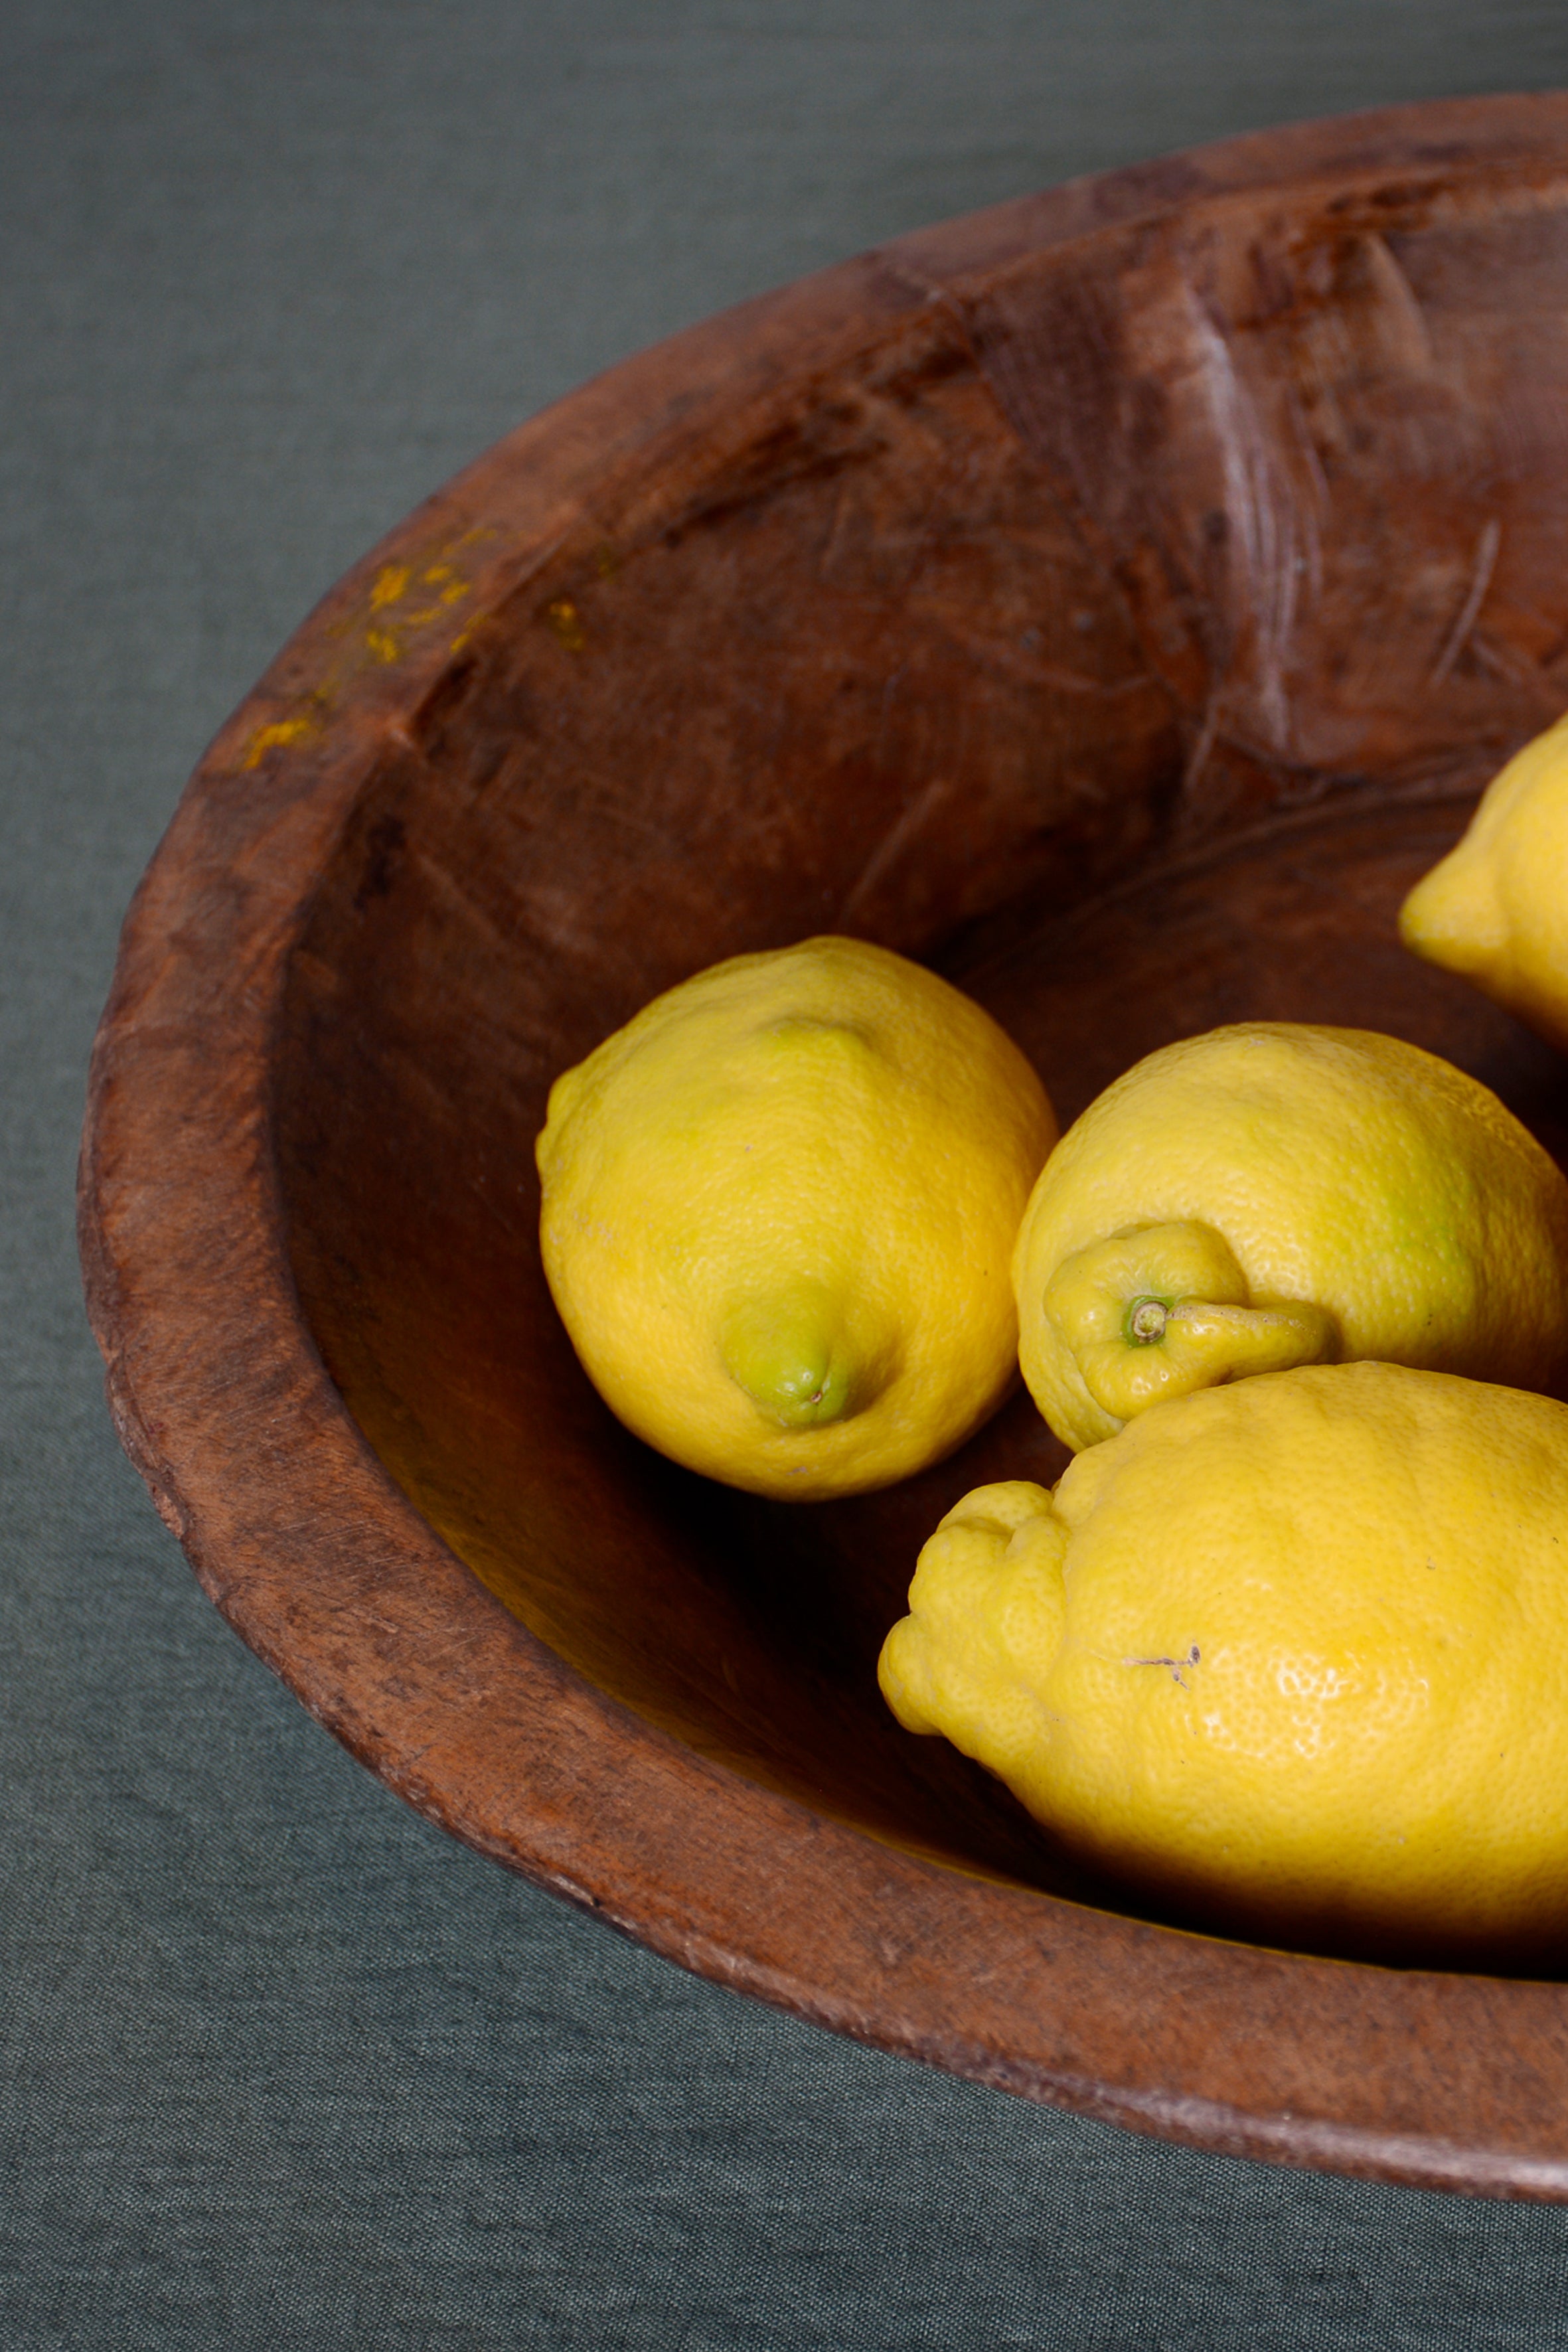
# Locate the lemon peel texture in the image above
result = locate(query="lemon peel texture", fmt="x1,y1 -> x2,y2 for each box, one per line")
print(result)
1011,1022 -> 1568,1451
1400,708 -> 1568,1051
880,1362 -> 1568,1966
536,935 -> 1056,1500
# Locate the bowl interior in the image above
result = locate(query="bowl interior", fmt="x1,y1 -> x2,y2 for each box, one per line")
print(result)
274,159 -> 1568,1920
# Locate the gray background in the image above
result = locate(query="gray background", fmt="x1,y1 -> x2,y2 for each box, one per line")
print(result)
8,3 -> 1568,2343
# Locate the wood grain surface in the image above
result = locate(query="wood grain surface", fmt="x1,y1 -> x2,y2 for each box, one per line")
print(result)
79,94 -> 1568,2197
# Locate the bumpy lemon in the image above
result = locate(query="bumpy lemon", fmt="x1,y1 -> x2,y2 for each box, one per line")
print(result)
1401,708 -> 1568,1051
536,936 -> 1055,1499
880,1362 -> 1568,1964
1012,1022 -> 1568,1452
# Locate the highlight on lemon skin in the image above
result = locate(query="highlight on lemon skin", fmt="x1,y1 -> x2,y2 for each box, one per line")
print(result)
1399,708 -> 1568,1052
1010,1022 -> 1568,1453
1041,1220 -> 1336,1422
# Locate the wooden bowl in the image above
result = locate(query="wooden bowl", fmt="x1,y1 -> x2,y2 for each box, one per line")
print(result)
80,94 -> 1568,2199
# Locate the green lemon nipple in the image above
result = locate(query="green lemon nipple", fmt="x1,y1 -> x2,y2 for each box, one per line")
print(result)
720,1280 -> 888,1431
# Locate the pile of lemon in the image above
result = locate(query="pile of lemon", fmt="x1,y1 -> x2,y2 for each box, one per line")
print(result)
536,713 -> 1568,1968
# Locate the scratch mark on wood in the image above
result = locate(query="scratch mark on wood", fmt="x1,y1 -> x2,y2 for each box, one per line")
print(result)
837,772 -> 955,924
1431,517 -> 1501,683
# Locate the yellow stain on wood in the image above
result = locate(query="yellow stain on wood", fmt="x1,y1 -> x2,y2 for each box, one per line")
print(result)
243,715 -> 319,769
419,565 -> 469,606
369,564 -> 412,610
544,596 -> 586,651
242,550 -> 483,744
360,563 -> 473,662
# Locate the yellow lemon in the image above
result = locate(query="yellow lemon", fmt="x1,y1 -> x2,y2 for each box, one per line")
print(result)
880,1362 -> 1568,1964
1400,709 -> 1568,1051
1012,1022 -> 1568,1452
536,935 -> 1056,1499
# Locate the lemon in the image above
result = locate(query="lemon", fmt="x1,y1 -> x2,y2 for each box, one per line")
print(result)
1012,1022 -> 1568,1452
880,1362 -> 1568,1964
1400,708 -> 1568,1051
536,936 -> 1056,1499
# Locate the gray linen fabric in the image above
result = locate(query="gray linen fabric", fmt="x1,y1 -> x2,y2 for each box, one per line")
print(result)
9,3 -> 1568,2343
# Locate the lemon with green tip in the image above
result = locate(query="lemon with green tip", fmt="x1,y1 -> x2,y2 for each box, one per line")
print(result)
536,935 -> 1056,1499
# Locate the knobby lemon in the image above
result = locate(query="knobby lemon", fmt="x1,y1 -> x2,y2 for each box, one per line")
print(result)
880,1362 -> 1568,1964
1401,708 -> 1568,1050
1012,1022 -> 1568,1452
536,936 -> 1056,1499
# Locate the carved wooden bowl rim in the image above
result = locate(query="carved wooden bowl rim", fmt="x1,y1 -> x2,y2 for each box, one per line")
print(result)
79,92 -> 1568,2201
